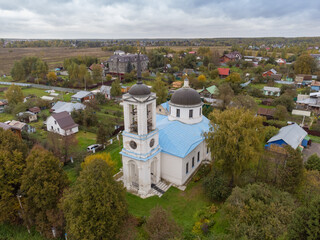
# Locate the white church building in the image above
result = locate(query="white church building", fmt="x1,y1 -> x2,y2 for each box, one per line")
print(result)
120,55 -> 211,197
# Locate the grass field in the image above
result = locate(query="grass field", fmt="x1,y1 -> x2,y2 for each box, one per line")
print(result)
0,223 -> 47,240
0,47 -> 113,75
308,134 -> 320,143
127,180 -> 210,235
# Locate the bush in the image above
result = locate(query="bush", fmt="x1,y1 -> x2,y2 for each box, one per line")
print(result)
265,119 -> 287,128
203,169 -> 232,202
305,154 -> 320,171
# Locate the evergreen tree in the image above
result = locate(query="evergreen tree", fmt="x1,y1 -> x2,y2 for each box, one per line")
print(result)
62,158 -> 127,240
20,145 -> 68,238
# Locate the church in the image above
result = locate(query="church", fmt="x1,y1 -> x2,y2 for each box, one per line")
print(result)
120,55 -> 211,197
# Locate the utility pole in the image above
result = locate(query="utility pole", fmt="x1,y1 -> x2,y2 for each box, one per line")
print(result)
17,194 -> 30,234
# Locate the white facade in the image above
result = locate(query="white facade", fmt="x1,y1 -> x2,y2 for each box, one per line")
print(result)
46,116 -> 78,136
121,80 -> 211,198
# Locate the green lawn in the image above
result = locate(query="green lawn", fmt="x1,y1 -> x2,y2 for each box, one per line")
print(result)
127,180 -> 210,234
0,112 -> 14,122
0,223 -> 46,240
103,139 -> 122,172
76,130 -> 97,150
308,135 -> 320,143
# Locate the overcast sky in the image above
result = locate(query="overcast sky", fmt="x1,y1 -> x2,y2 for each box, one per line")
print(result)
1,0 -> 320,39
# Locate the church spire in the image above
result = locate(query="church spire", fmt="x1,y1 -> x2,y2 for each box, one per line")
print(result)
137,52 -> 142,84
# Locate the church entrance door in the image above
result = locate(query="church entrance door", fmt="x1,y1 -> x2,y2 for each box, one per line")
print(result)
128,161 -> 139,190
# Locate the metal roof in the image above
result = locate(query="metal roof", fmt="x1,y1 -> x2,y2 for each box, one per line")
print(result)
71,91 -> 93,99
263,86 -> 281,92
51,111 -> 78,130
267,123 -> 307,149
157,114 -> 210,158
52,101 -> 86,113
170,87 -> 202,106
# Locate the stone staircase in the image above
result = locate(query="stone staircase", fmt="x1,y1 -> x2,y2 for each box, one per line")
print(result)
151,181 -> 172,197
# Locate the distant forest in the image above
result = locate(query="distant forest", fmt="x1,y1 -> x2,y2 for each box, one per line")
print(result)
2,37 -> 320,49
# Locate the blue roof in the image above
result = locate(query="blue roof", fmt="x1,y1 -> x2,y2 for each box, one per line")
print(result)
156,114 -> 211,158
160,102 -> 170,111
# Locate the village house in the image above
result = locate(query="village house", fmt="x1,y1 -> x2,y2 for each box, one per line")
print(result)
296,92 -> 320,114
71,91 -> 95,103
198,85 -> 219,100
257,108 -> 275,120
266,123 -> 308,152
51,101 -> 86,114
0,100 -> 8,113
310,80 -> 320,91
276,58 -> 286,66
46,111 -> 78,136
262,68 -> 277,77
28,107 -> 41,115
100,85 -> 112,99
220,51 -> 242,64
218,68 -> 230,78
17,111 -> 37,123
7,120 -> 36,134
263,86 -> 281,97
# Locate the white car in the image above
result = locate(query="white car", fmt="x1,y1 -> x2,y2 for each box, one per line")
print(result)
87,144 -> 104,153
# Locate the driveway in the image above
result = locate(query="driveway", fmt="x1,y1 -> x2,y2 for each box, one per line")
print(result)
303,142 -> 320,162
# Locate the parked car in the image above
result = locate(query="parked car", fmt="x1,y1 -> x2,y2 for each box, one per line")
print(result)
87,144 -> 104,153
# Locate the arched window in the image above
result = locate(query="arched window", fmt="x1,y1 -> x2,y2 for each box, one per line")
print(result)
199,107 -> 202,116
176,109 -> 180,117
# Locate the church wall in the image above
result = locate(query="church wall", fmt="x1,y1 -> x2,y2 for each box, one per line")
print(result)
168,104 -> 203,124
160,152 -> 183,185
161,140 -> 211,186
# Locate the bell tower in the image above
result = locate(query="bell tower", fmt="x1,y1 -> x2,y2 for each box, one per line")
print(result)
120,53 -> 161,196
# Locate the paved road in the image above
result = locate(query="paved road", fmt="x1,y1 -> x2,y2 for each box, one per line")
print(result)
0,81 -> 80,93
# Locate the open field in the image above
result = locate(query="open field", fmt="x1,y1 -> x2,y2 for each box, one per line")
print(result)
0,47 -> 113,75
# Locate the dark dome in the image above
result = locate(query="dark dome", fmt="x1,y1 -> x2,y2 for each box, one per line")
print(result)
129,83 -> 151,96
170,87 -> 202,105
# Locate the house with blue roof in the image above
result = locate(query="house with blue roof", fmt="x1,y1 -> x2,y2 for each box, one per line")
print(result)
120,60 -> 211,198
265,123 -> 308,151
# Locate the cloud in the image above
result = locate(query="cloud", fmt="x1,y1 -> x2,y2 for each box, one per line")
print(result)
0,0 -> 319,38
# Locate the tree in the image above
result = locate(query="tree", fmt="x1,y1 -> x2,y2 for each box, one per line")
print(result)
273,93 -> 295,112
294,54 -> 318,74
111,79 -> 122,97
217,83 -> 234,110
91,64 -> 103,83
232,95 -> 258,111
225,72 -> 242,84
81,152 -> 115,173
222,183 -> 296,240
204,108 -> 264,185
62,159 -> 127,240
96,122 -> 114,146
5,84 -> 24,105
288,196 -> 320,240
78,64 -> 87,86
126,61 -> 133,73
198,74 -> 206,83
21,145 -> 68,238
0,129 -> 28,223
46,71 -> 57,84
144,206 -> 182,240
278,146 -> 304,193
203,169 -> 232,202
274,105 -> 288,121
305,153 -> 320,171
211,50 -> 220,66
11,61 -> 25,81
263,126 -> 279,142
152,78 -> 168,105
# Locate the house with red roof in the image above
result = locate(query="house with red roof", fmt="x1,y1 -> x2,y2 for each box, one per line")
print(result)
218,68 -> 230,78
276,58 -> 286,66
262,68 -> 277,77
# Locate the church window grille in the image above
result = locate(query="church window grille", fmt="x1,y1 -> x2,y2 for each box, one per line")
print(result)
176,109 -> 180,117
